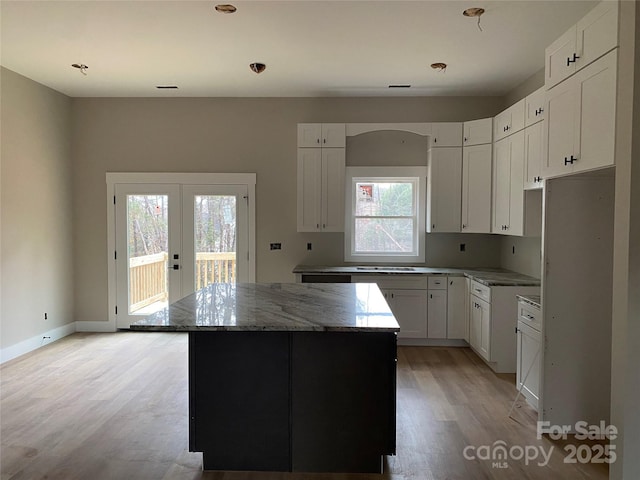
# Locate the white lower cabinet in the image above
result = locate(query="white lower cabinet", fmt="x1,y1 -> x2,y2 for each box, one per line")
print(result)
352,274 -> 469,343
384,289 -> 428,339
517,321 -> 541,411
468,280 -> 540,373
447,277 -> 467,340
469,295 -> 491,361
427,289 -> 447,339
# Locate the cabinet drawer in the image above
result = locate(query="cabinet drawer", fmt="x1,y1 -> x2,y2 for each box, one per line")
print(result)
519,301 -> 542,330
469,280 -> 491,303
428,276 -> 447,290
352,275 -> 428,290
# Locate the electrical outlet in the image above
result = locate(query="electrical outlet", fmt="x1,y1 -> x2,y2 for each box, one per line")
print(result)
270,243 -> 282,251
307,243 -> 312,251
512,245 -> 516,254
459,243 -> 466,252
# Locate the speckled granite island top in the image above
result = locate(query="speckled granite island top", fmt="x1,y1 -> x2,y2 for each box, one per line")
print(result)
130,282 -> 400,332
293,265 -> 540,287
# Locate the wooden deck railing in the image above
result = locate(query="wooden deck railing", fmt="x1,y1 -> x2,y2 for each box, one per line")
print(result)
195,252 -> 236,290
129,251 -> 237,313
129,252 -> 169,312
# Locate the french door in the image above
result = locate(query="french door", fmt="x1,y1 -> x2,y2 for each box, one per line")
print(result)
112,179 -> 252,329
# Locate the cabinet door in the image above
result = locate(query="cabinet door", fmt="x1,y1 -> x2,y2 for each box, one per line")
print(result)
463,118 -> 492,146
461,144 -> 492,233
427,148 -> 462,233
321,148 -> 345,232
507,131 -> 525,236
478,298 -> 491,361
492,137 -> 512,233
297,149 -> 322,231
545,26 -> 577,89
543,79 -> 580,178
525,87 -> 546,127
431,123 -> 463,147
574,50 -> 617,174
321,124 -> 346,148
469,296 -> 482,354
389,290 -> 428,339
575,0 -> 618,72
297,124 -> 322,147
447,277 -> 467,340
517,322 -> 541,409
427,290 -> 447,339
524,122 -> 544,190
494,100 -> 525,141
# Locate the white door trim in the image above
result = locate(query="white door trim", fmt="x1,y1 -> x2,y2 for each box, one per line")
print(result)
106,173 -> 256,331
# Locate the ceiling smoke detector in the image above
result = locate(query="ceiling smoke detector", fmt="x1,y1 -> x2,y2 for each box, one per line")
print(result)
215,4 -> 237,14
249,62 -> 266,74
463,7 -> 485,31
431,62 -> 447,72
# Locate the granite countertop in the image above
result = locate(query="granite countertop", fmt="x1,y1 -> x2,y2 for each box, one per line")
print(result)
517,294 -> 541,308
130,282 -> 400,332
293,265 -> 540,287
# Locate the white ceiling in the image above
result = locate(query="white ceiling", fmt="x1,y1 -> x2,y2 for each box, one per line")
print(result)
0,0 -> 598,98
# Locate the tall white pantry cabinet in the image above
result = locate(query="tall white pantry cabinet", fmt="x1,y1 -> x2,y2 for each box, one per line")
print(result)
297,124 -> 346,232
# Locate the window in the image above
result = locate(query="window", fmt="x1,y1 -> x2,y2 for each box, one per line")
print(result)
345,167 -> 426,263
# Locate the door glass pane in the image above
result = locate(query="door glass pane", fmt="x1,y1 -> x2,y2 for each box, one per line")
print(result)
127,195 -> 169,315
194,195 -> 237,289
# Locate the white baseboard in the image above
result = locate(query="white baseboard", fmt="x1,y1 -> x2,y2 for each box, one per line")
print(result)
75,320 -> 116,332
0,322 -> 77,364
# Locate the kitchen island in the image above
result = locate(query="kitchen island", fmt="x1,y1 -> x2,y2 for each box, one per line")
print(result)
130,282 -> 399,473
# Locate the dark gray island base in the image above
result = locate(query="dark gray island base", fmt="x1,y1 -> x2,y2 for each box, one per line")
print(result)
131,282 -> 399,474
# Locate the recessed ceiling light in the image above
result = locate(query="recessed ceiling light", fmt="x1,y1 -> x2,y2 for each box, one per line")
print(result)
249,62 -> 266,74
156,85 -> 179,89
463,7 -> 485,31
463,7 -> 485,17
215,4 -> 237,14
71,63 -> 88,75
388,85 -> 411,88
431,63 -> 447,72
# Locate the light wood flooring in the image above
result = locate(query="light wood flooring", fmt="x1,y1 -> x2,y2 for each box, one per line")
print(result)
1,332 -> 608,480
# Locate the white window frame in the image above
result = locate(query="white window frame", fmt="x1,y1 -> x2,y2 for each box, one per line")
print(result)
344,166 -> 426,263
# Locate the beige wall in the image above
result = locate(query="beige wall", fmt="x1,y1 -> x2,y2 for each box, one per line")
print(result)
499,235 -> 541,279
0,68 -> 74,349
503,67 -> 545,108
71,96 -> 504,322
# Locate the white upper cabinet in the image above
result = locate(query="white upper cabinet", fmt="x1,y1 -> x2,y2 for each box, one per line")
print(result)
431,123 -> 463,147
297,148 -> 345,232
463,118 -> 493,146
494,99 -> 525,142
427,148 -> 462,233
297,123 -> 346,148
543,50 -> 617,179
524,121 -> 544,190
492,131 -> 525,236
524,87 -> 546,127
545,0 -> 618,89
461,144 -> 492,233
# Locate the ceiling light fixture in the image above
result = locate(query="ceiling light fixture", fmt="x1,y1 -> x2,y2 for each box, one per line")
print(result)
463,7 -> 485,31
249,62 -> 266,74
215,4 -> 237,14
71,63 -> 88,75
431,63 -> 447,72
